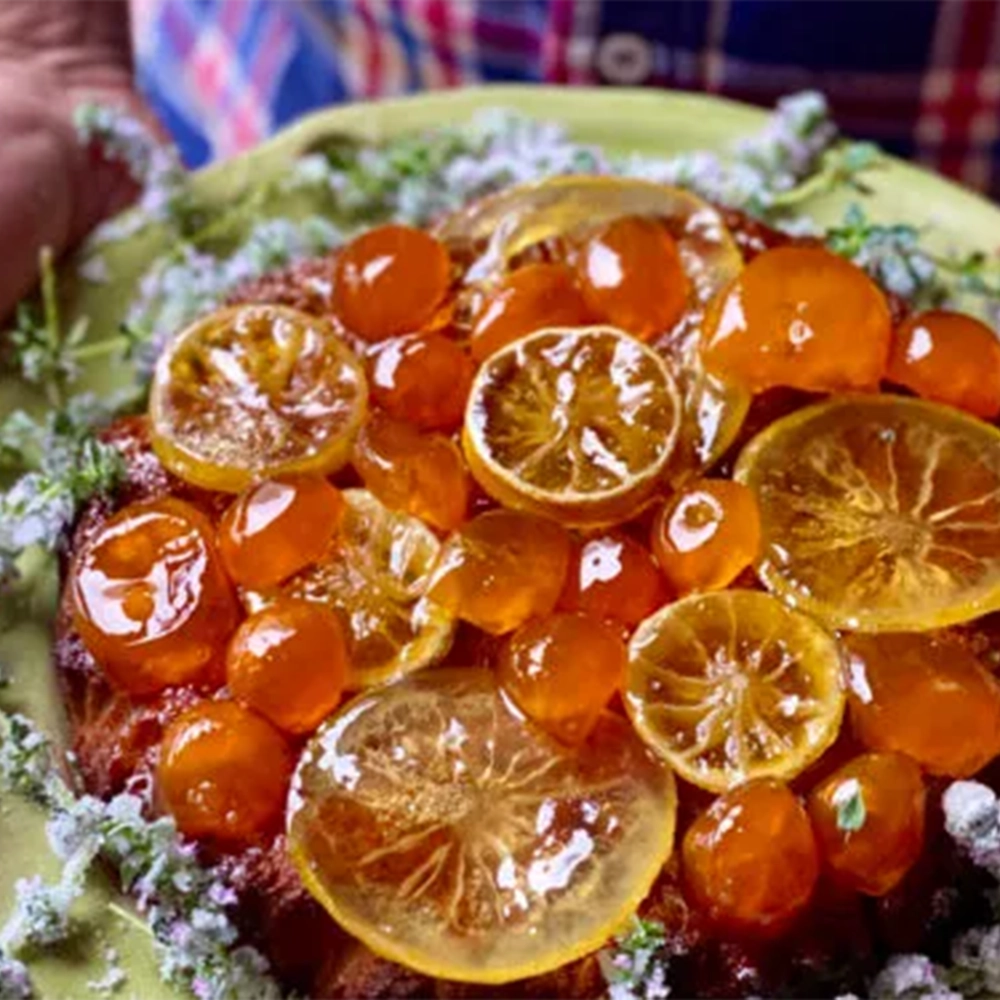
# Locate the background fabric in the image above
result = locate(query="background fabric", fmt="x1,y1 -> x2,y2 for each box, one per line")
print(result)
131,0 -> 1000,197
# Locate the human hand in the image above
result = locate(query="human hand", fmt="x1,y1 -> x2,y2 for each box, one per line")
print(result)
0,0 -> 158,317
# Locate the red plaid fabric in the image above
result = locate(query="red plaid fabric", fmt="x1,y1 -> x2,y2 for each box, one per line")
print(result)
132,0 -> 1000,198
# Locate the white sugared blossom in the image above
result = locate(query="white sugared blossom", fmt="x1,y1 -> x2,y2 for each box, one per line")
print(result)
870,955 -> 962,999
943,781 -> 1000,878
0,955 -> 32,999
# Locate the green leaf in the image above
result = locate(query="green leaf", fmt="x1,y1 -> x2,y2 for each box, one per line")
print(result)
834,779 -> 867,832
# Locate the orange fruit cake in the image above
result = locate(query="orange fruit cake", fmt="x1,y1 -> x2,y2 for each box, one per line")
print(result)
55,176 -> 1000,998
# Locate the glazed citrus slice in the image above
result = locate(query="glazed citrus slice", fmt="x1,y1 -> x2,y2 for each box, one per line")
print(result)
735,396 -> 1000,631
625,590 -> 845,792
658,322 -> 751,482
149,304 -> 367,492
287,667 -> 677,984
259,489 -> 453,688
435,175 -> 742,306
463,326 -> 681,527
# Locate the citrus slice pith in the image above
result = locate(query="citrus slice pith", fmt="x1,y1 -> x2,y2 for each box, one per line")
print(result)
435,175 -> 743,306
255,489 -> 454,688
287,668 -> 677,984
149,305 -> 367,492
464,326 -> 681,527
625,590 -> 845,792
735,395 -> 1000,631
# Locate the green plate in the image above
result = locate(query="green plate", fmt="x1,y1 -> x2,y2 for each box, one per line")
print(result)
2,85 -> 999,999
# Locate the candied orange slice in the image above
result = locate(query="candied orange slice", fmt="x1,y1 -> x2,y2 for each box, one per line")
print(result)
287,668 -> 677,984
435,175 -> 742,307
463,326 -> 681,527
626,590 -> 845,792
735,396 -> 1000,631
149,305 -> 367,492
252,490 -> 454,688
657,321 -> 751,483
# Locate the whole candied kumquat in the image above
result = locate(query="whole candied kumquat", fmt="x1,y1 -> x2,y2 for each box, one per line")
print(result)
651,479 -> 761,594
499,612 -> 626,744
226,599 -> 350,735
576,216 -> 690,340
332,225 -> 452,342
158,701 -> 292,844
426,509 -> 571,634
369,332 -> 474,430
845,632 -> 1000,777
682,779 -> 819,937
558,533 -> 668,629
886,309 -> 1000,419
701,245 -> 892,393
352,413 -> 470,532
808,752 -> 926,897
218,475 -> 345,589
469,263 -> 593,362
71,498 -> 237,696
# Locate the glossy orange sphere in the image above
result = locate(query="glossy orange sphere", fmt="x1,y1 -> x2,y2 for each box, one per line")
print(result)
701,246 -> 892,393
558,532 -> 668,628
332,225 -> 452,342
218,475 -> 345,589
846,632 -> 1000,777
369,332 -> 474,430
469,263 -> 593,362
886,309 -> 1000,419
426,509 -> 572,634
682,778 -> 819,937
651,479 -> 761,594
498,612 -> 627,744
70,498 -> 237,696
158,700 -> 292,844
352,413 -> 470,532
226,599 -> 350,734
577,216 -> 689,340
808,752 -> 926,896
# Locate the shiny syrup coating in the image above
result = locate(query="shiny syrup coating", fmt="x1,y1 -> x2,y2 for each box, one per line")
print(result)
352,413 -> 470,533
226,599 -> 350,735
701,246 -> 892,393
70,497 -> 237,696
845,632 -> 1000,777
218,475 -> 345,590
558,532 -> 669,628
498,612 -> 627,744
651,479 -> 761,595
577,216 -> 690,340
808,751 -> 926,896
333,225 -> 452,342
886,309 -> 1000,419
369,332 -> 474,431
158,700 -> 293,844
426,509 -> 572,634
469,262 -> 593,362
683,778 -> 819,937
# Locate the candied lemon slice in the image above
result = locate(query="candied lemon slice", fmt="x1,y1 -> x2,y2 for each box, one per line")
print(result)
463,326 -> 681,528
149,305 -> 367,492
287,668 -> 677,984
435,175 -> 742,306
626,590 -> 845,792
254,490 -> 453,688
735,396 -> 1000,631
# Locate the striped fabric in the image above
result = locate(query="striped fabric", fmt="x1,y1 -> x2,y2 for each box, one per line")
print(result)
131,0 -> 1000,197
